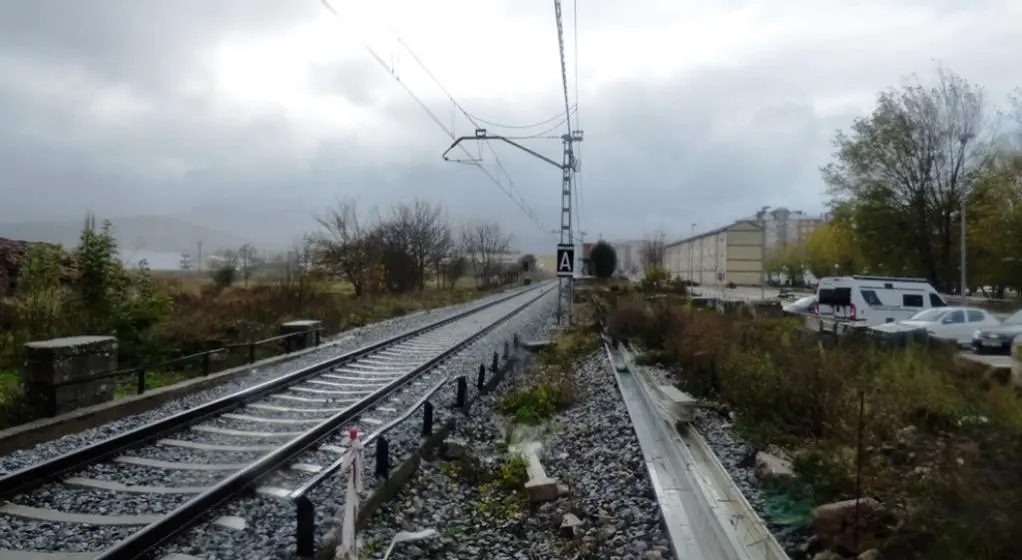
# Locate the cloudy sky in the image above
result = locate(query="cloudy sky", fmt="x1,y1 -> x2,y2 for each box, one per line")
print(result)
1,0 -> 1021,254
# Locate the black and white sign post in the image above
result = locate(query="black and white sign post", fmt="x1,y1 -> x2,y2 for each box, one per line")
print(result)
556,244 -> 575,277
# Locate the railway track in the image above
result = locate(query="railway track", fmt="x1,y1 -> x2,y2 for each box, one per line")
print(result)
0,283 -> 554,560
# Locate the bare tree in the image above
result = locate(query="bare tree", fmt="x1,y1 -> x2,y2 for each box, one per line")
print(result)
392,199 -> 447,291
314,198 -> 377,297
275,234 -> 319,314
462,219 -> 512,289
640,230 -> 667,269
236,243 -> 259,287
431,221 -> 456,289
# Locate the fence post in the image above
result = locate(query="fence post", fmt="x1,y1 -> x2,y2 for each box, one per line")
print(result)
315,328 -> 322,347
455,376 -> 467,409
136,369 -> 146,395
504,340 -> 510,360
513,333 -> 519,348
202,352 -> 211,376
294,495 -> 315,558
248,342 -> 256,364
375,437 -> 390,478
422,402 -> 434,437
477,364 -> 486,390
491,351 -> 499,372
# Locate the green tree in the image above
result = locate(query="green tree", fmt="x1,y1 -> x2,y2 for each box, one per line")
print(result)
11,242 -> 65,338
73,214 -> 123,333
518,253 -> 537,272
967,152 -> 1022,295
589,241 -> 617,279
821,67 -> 986,291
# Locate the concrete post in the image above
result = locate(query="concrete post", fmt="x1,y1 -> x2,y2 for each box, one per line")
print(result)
23,335 -> 117,417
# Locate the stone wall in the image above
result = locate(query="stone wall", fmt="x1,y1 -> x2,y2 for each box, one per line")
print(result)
22,335 -> 117,417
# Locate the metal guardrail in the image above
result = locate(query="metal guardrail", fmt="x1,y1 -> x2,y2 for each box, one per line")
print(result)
91,285 -> 551,560
50,327 -> 324,409
290,337 -> 521,558
604,338 -> 787,560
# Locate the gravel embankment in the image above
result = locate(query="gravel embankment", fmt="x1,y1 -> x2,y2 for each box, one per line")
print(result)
0,288 -> 530,475
150,289 -> 558,560
359,347 -> 673,559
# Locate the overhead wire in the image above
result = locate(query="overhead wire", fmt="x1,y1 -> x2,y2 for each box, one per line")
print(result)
316,0 -> 549,233
463,107 -> 575,130
390,35 -> 546,229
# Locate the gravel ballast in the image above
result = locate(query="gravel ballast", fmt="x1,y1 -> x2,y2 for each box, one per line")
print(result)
0,287 -> 531,475
147,289 -> 559,560
356,344 -> 674,558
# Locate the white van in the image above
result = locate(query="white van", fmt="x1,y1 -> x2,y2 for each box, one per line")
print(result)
814,275 -> 947,327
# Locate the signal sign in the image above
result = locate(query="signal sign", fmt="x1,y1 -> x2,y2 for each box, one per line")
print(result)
556,244 -> 575,277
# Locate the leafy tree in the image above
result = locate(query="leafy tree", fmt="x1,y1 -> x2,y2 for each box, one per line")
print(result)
589,241 -> 617,279
518,253 -> 537,272
967,152 -> 1022,295
802,212 -> 865,278
821,68 -> 986,291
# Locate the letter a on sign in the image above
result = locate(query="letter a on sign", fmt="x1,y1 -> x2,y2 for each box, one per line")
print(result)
556,244 -> 575,278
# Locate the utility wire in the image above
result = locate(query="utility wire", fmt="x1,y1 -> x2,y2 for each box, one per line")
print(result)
390,35 -> 543,226
316,0 -> 549,233
463,107 -> 575,130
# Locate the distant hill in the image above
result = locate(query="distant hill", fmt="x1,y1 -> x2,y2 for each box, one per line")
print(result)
0,215 -> 252,254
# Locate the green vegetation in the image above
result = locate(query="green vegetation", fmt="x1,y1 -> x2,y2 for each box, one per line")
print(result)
0,200 -> 526,429
588,240 -> 617,279
499,326 -> 599,425
604,289 -> 1022,559
763,67 -> 1022,297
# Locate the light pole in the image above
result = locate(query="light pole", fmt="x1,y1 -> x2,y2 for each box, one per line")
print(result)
689,223 -> 696,284
958,132 -> 974,305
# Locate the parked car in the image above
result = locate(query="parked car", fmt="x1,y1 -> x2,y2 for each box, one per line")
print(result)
782,295 -> 817,316
972,309 -> 1022,354
870,306 -> 1001,346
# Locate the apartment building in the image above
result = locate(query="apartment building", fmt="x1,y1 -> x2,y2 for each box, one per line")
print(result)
751,207 -> 829,252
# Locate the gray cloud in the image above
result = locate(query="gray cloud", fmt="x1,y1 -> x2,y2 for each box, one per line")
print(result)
1,1 -> 1021,256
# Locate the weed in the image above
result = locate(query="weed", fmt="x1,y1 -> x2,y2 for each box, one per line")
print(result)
605,290 -> 1022,559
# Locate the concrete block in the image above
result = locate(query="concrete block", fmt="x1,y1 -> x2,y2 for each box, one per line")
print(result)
511,441 -> 561,503
659,385 -> 696,423
22,335 -> 117,417
560,513 -> 583,538
279,319 -> 322,351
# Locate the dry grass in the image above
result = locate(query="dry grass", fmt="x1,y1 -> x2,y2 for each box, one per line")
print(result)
603,291 -> 1022,559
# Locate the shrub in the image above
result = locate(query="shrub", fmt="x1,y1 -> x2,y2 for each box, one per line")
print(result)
588,241 -> 617,279
606,292 -> 1022,558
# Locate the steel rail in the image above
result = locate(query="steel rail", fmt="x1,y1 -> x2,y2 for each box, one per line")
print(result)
0,284 -> 544,500
94,284 -> 554,559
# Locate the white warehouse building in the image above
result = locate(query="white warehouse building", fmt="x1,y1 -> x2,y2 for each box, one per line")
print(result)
665,220 -> 765,287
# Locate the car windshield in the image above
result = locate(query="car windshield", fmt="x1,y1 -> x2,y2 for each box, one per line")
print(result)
908,308 -> 946,322
1004,310 -> 1022,325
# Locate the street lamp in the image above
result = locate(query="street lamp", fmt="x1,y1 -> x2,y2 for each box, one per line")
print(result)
959,132 -> 975,305
689,223 -> 696,284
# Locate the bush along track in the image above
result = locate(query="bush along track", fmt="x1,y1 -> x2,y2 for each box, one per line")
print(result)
359,324 -> 673,559
604,285 -> 1022,560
